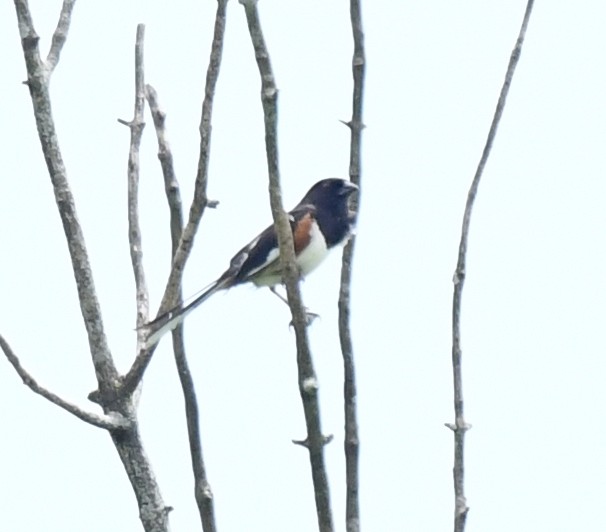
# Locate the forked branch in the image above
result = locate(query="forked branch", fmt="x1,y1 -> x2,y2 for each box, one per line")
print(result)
13,0 -> 118,393
119,0 -> 229,399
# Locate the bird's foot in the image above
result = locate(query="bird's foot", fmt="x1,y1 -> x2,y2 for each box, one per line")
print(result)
269,287 -> 319,327
290,309 -> 320,328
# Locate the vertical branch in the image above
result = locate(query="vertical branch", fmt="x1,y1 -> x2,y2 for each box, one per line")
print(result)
339,1 -> 365,531
145,84 -> 218,532
119,24 -> 150,334
239,2 -> 334,532
448,2 -> 535,531
119,0 -> 228,398
110,427 -> 171,532
13,0 -> 118,391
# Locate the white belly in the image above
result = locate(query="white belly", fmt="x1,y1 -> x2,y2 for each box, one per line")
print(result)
296,220 -> 329,276
251,221 -> 329,287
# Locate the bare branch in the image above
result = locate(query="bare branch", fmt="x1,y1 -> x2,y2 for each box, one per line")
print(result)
145,84 -> 183,253
449,2 -> 535,531
338,1 -> 365,531
13,0 -> 118,392
46,0 -> 77,73
0,334 -> 129,431
119,0 -> 229,398
109,426 -> 171,532
157,0 -> 229,311
13,10 -> 171,531
172,329 -> 217,532
13,1 -> 40,63
145,83 -> 218,532
240,2 -> 334,531
120,24 -> 150,335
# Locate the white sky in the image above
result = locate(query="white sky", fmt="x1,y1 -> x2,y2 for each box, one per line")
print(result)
1,1 -> 606,531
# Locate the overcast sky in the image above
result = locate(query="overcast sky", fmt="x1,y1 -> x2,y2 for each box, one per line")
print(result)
1,1 -> 605,531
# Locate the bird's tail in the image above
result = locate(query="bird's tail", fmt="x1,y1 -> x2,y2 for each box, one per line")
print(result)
141,278 -> 228,349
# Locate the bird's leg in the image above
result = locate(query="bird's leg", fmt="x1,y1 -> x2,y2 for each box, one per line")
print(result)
268,286 -> 319,325
269,285 -> 289,305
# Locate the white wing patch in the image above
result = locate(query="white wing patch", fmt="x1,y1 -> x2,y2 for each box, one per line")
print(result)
248,247 -> 281,282
250,219 -> 329,287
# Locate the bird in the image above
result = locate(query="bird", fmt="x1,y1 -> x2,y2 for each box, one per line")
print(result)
142,178 -> 358,348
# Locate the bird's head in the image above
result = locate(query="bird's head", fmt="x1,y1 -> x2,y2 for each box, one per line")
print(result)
300,178 -> 358,209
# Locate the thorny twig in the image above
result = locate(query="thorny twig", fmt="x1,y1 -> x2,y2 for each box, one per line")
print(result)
118,24 -> 150,336
448,2 -> 535,531
240,1 -> 334,532
338,1 -> 365,531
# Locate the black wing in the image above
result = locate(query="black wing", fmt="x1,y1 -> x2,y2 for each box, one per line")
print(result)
220,204 -> 317,285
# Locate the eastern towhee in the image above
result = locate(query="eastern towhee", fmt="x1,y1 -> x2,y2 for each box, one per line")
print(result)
142,178 -> 358,347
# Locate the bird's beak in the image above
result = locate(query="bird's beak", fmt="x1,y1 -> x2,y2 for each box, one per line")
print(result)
341,181 -> 359,195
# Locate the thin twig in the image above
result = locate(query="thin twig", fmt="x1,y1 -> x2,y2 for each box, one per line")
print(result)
119,0 -> 228,398
172,328 -> 217,532
448,2 -> 535,531
338,1 -> 365,531
240,2 -> 334,532
119,24 -> 150,335
0,334 -> 129,431
13,0 -> 118,394
145,83 -> 217,532
156,0 -> 229,311
46,0 -> 77,74
145,85 -> 183,251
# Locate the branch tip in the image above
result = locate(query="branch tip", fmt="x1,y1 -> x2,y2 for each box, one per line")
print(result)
125,23 -> 150,335
449,2 -> 535,530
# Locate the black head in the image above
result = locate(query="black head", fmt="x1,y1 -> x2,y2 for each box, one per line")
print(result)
299,178 -> 358,209
296,178 -> 358,247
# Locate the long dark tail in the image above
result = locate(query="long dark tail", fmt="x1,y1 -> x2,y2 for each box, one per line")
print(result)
142,278 -> 227,348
